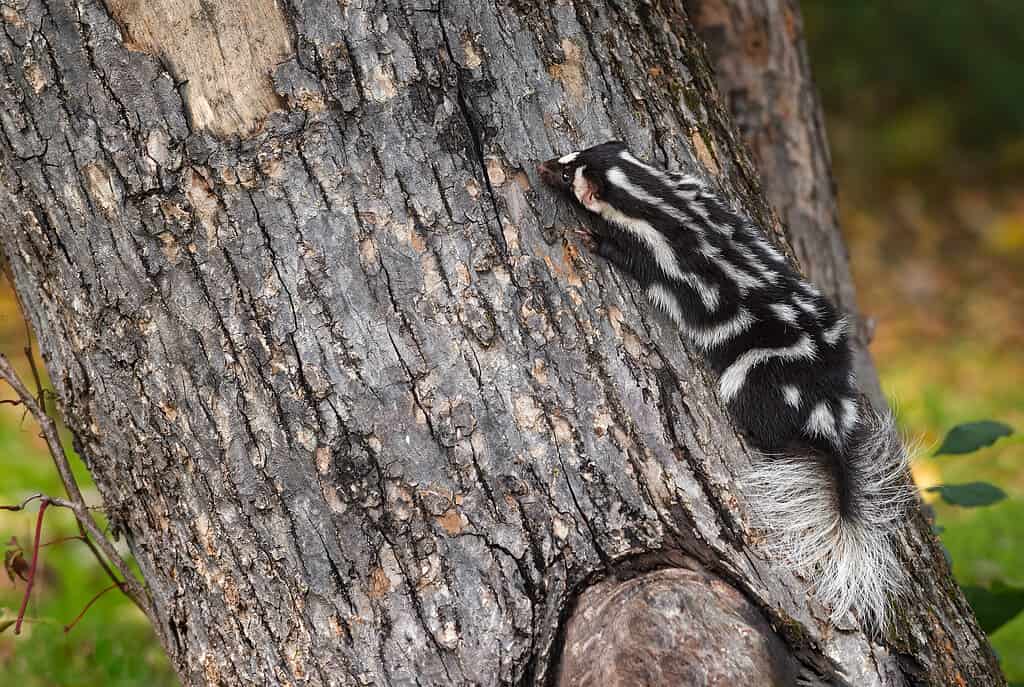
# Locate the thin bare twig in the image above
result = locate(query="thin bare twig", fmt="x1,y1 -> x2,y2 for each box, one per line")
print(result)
0,354 -> 155,625
64,582 -> 119,633
23,336 -> 44,412
41,534 -> 86,548
0,493 -> 45,511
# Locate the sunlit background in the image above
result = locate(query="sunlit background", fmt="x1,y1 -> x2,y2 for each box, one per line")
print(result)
2,2 -> 1022,683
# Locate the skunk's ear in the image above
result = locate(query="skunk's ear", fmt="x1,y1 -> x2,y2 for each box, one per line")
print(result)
578,174 -> 604,210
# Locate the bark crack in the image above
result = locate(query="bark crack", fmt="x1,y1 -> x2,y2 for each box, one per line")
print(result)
436,0 -> 509,257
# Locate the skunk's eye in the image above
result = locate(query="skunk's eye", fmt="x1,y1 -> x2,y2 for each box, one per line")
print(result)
561,169 -> 572,183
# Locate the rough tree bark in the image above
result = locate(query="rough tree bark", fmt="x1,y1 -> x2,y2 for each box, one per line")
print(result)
0,1 -> 1002,686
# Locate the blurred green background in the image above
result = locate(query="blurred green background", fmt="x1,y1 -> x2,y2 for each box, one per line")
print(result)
805,2 -> 1024,681
2,1 -> 1022,683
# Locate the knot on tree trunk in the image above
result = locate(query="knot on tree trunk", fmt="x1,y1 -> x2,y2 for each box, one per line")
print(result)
557,563 -> 816,686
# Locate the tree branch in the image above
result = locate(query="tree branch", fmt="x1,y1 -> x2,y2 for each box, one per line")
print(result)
0,354 -> 155,625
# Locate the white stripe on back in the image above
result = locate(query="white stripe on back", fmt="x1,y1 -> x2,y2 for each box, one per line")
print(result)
806,401 -> 838,440
646,283 -> 685,325
782,385 -> 802,409
698,240 -> 764,292
753,236 -> 788,264
719,335 -> 817,402
793,295 -> 820,319
841,397 -> 859,432
771,302 -> 799,324
823,316 -> 848,345
605,166 -> 705,238
688,307 -> 755,351
594,170 -> 722,310
618,151 -> 702,201
647,283 -> 754,350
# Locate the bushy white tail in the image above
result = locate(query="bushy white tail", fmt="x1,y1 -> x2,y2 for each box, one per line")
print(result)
747,404 -> 916,630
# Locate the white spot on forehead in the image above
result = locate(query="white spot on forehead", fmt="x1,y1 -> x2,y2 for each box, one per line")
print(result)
558,151 -> 580,164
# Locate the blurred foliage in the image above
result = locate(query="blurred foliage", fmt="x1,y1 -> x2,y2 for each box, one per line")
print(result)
935,420 -> 1013,456
927,423 -> 1023,635
963,581 -> 1024,636
929,481 -> 1007,508
805,1 -> 1024,681
804,1 -> 1024,182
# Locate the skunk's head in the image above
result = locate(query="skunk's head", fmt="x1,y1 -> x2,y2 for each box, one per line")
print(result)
538,141 -> 628,215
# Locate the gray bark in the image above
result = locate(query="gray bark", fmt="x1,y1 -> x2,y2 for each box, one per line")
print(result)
0,1 -> 1001,686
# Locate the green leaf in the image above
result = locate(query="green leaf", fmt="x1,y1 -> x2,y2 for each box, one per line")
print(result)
962,581 -> 1024,634
935,420 -> 1013,456
927,482 -> 1007,508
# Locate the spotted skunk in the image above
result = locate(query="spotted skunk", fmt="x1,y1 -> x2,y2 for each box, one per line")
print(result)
539,141 -> 913,629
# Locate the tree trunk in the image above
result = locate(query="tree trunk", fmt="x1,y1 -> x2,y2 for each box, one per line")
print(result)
0,1 -> 1002,685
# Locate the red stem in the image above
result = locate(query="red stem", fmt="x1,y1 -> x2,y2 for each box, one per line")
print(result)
64,583 -> 119,633
15,498 -> 49,635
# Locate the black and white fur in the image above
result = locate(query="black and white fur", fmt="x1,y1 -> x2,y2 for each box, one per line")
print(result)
539,141 -> 914,629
